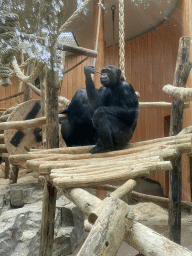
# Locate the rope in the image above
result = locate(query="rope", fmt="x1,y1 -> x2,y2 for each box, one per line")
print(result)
59,0 -> 92,33
119,0 -> 126,79
0,10 -> 19,87
93,0 -> 103,67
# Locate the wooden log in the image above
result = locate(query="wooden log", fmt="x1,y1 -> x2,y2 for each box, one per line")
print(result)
8,142 -> 184,168
77,198 -> 134,256
125,221 -> 192,256
52,161 -> 172,188
29,130 -> 192,155
88,179 -> 140,224
50,157 -> 161,176
169,37 -> 192,244
4,157 -> 10,179
139,101 -> 189,109
19,32 -> 97,58
39,180 -> 57,256
38,156 -> 160,175
130,191 -> 192,210
62,188 -> 192,256
39,49 -> 59,256
64,188 -> 101,216
0,134 -> 4,143
0,114 -> 66,130
9,165 -> 19,184
0,144 -> 7,153
0,91 -> 24,102
163,84 -> 192,101
89,184 -> 192,210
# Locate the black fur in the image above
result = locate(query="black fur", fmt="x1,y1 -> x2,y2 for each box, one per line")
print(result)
60,65 -> 139,153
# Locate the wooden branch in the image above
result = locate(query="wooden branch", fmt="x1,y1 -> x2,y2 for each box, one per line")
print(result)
64,188 -> 101,216
11,57 -> 70,107
130,191 -> 192,210
89,184 -> 192,210
0,114 -> 66,130
139,101 -> 189,109
63,56 -> 89,75
61,188 -> 192,256
0,91 -> 24,102
163,84 -> 192,101
77,198 -> 134,256
19,33 -> 97,58
88,179 -> 140,224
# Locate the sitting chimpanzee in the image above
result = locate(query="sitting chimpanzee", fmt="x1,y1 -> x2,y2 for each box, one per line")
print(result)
60,65 -> 139,153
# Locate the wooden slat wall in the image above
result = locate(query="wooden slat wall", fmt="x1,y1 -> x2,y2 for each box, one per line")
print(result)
104,0 -> 191,199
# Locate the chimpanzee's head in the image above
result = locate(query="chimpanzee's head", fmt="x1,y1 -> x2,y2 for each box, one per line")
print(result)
100,65 -> 124,88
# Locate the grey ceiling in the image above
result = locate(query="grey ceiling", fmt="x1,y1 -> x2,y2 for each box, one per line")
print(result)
1,0 -> 179,50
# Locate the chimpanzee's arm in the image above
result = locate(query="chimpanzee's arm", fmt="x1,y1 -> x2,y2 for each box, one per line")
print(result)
84,65 -> 102,110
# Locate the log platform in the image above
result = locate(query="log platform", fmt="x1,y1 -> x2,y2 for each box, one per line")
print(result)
7,125 -> 192,256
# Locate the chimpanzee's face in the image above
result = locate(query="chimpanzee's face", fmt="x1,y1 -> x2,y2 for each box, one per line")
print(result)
100,66 -> 122,88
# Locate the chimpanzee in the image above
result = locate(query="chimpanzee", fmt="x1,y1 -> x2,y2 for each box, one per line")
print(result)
60,65 -> 139,154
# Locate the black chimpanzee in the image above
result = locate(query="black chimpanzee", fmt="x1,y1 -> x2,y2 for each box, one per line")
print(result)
60,65 -> 139,154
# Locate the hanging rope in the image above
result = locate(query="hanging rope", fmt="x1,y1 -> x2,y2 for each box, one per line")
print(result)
0,10 -> 19,87
119,0 -> 126,79
93,0 -> 104,67
59,0 -> 92,33
111,5 -> 116,64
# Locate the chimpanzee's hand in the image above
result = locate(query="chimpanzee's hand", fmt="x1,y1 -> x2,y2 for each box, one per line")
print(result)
84,65 -> 96,76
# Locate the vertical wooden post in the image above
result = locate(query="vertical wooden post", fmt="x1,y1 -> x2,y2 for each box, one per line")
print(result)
169,37 -> 191,244
9,165 -> 19,184
4,157 -> 10,179
39,46 -> 59,255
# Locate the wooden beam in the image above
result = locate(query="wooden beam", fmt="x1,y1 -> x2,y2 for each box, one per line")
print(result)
139,101 -> 189,109
163,84 -> 192,101
169,36 -> 192,244
77,198 -> 134,256
88,179 -> 140,224
38,49 -> 59,256
0,114 -> 66,130
19,33 -> 97,58
0,91 -> 24,102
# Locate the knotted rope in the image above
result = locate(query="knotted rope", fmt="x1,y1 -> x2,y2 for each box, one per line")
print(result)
0,10 -> 19,87
119,0 -> 126,79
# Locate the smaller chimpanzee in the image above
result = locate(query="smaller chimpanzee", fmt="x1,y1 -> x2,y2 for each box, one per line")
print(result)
60,65 -> 139,153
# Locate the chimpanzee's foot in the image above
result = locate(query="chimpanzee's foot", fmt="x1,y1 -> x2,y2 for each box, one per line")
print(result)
90,141 -> 114,154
